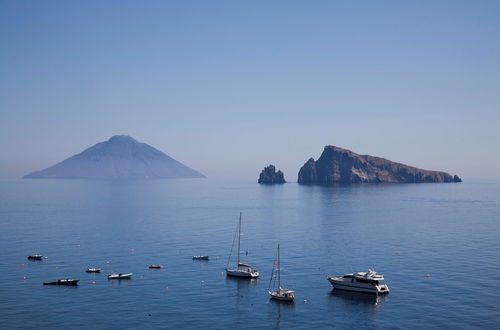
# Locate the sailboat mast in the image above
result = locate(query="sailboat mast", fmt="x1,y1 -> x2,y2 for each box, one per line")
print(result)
278,244 -> 281,291
237,212 -> 241,266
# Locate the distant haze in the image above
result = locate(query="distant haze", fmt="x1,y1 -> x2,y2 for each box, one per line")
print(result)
1,1 -> 499,180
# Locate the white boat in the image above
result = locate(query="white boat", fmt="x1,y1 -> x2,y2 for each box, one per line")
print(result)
268,244 -> 294,302
108,273 -> 133,279
225,212 -> 259,278
327,269 -> 389,294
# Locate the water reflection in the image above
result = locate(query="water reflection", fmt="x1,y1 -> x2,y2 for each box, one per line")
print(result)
269,298 -> 295,329
225,276 -> 258,297
329,289 -> 387,309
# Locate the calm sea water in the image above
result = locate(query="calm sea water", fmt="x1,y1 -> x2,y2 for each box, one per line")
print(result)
0,179 -> 499,329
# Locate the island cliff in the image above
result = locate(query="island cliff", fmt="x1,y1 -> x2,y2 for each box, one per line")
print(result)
258,165 -> 286,184
298,146 -> 462,185
24,135 -> 205,180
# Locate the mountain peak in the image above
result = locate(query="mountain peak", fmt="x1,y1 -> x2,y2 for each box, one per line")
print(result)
24,136 -> 205,180
108,135 -> 138,143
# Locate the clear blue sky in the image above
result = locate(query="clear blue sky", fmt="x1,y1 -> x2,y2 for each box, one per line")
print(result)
1,0 -> 499,180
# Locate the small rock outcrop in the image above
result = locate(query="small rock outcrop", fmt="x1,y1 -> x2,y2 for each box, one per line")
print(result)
258,165 -> 286,184
298,146 -> 462,185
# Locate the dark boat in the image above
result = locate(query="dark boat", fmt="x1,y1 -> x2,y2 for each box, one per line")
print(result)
43,279 -> 79,286
27,255 -> 43,260
85,268 -> 101,273
192,256 -> 209,260
148,265 -> 162,269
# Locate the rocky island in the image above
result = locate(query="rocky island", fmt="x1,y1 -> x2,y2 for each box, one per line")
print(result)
24,135 -> 205,180
258,165 -> 286,184
298,145 -> 462,185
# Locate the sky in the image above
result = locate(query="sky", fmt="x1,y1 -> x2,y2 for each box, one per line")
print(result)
1,0 -> 499,180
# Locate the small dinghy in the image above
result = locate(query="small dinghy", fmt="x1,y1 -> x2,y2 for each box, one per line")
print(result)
108,273 -> 133,279
27,255 -> 43,260
86,268 -> 101,273
43,279 -> 79,286
192,256 -> 209,260
148,265 -> 163,269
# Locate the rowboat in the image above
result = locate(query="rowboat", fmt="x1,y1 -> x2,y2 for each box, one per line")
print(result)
27,255 -> 43,260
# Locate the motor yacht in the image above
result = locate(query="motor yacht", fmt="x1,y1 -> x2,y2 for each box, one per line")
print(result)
327,269 -> 389,294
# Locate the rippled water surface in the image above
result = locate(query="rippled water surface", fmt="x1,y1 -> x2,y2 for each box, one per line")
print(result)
0,179 -> 499,329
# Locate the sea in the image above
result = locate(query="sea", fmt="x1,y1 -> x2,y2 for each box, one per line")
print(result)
0,179 -> 499,329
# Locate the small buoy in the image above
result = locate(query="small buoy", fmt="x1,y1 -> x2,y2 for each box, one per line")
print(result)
22,277 -> 27,280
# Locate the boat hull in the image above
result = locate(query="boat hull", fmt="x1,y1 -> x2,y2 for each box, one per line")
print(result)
226,269 -> 259,278
328,277 -> 389,294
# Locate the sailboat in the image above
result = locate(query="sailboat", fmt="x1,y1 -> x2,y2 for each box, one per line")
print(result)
225,212 -> 259,278
268,244 -> 295,302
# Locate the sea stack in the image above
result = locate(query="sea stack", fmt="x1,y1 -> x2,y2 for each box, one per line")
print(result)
24,135 -> 205,180
258,165 -> 286,184
298,146 -> 462,185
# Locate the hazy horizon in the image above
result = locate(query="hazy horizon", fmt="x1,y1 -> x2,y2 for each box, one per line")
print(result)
1,1 -> 499,180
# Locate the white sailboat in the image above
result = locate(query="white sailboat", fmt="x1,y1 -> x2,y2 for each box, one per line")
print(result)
225,212 -> 259,278
268,244 -> 295,302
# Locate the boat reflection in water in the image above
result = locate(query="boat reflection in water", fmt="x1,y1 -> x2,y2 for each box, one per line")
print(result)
330,289 -> 388,309
269,297 -> 295,329
225,275 -> 258,288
